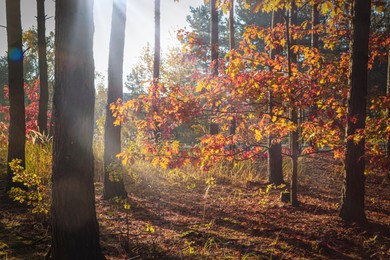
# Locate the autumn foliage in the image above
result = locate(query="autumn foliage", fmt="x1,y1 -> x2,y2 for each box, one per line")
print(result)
112,0 -> 389,175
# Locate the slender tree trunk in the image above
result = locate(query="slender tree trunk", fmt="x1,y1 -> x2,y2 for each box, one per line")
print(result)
37,0 -> 49,135
153,0 -> 160,83
386,49 -> 390,182
51,0 -> 104,258
267,10 -> 283,185
311,3 -> 319,49
309,3 -> 320,147
210,0 -> 219,135
229,0 -> 235,51
152,0 -> 161,143
229,1 -> 236,134
288,3 -> 299,207
229,0 -> 236,136
340,0 -> 371,223
5,0 -> 26,193
103,0 -> 128,200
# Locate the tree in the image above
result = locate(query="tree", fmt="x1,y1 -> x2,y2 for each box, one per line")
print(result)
288,2 -> 299,206
51,0 -> 104,258
5,0 -> 26,193
386,48 -> 390,182
311,2 -> 319,49
210,0 -> 219,135
154,0 -> 161,84
229,0 -> 236,136
0,56 -> 8,106
36,0 -> 49,135
339,0 -> 371,223
103,0 -> 128,200
267,9 -> 284,186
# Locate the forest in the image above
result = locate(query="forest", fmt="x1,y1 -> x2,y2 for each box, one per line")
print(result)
0,0 -> 389,259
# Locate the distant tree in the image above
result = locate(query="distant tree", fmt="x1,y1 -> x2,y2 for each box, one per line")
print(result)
36,0 -> 49,135
289,2 -> 299,206
125,43 -> 154,94
154,0 -> 161,84
0,57 -> 7,106
311,2 -> 319,49
387,49 -> 390,182
340,0 -> 371,223
229,0 -> 236,135
267,9 -> 284,186
228,0 -> 235,51
103,0 -> 128,200
209,0 -> 219,135
5,0 -> 26,193
51,0 -> 104,258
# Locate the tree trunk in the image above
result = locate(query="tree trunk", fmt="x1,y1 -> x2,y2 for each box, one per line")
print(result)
5,0 -> 26,193
153,0 -> 160,83
36,0 -> 49,135
51,0 -> 104,258
386,49 -> 390,182
152,0 -> 161,143
209,0 -> 219,135
288,2 -> 299,207
339,0 -> 371,223
267,9 -> 283,185
311,3 -> 319,49
229,0 -> 236,136
103,0 -> 128,200
229,0 -> 235,51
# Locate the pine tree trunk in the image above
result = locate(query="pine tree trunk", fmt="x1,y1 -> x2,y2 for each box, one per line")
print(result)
51,0 -> 104,258
229,0 -> 235,51
37,0 -> 49,135
311,3 -> 319,49
153,0 -> 160,83
386,49 -> 390,182
209,0 -> 219,135
229,0 -> 236,136
288,3 -> 299,207
103,0 -> 128,200
340,0 -> 371,223
267,9 -> 283,185
5,0 -> 26,193
309,3 -> 320,147
152,0 -> 161,143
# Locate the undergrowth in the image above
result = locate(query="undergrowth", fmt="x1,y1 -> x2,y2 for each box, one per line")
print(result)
8,131 -> 52,217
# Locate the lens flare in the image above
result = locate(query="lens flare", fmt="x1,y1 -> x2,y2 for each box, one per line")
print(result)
9,47 -> 23,61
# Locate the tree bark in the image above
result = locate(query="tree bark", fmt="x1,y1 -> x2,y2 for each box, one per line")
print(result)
152,0 -> 161,143
103,0 -> 128,200
340,0 -> 371,223
37,0 -> 49,135
209,0 -> 219,135
5,0 -> 26,193
311,3 -> 319,49
153,0 -> 160,83
51,0 -> 104,258
288,3 -> 299,207
386,49 -> 390,182
267,9 -> 283,185
229,0 -> 235,51
229,0 -> 236,136
309,3 -> 320,146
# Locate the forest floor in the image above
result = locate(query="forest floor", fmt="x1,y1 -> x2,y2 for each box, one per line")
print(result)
0,157 -> 389,259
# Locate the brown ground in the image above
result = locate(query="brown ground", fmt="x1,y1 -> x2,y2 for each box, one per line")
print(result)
1,157 -> 389,259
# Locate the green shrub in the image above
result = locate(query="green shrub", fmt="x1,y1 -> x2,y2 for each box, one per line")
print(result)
8,131 -> 52,216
